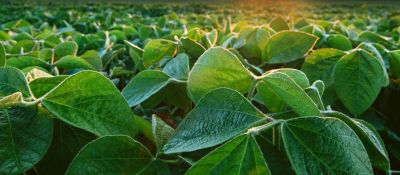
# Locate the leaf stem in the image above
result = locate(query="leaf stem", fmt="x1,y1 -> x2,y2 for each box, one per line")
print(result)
247,119 -> 283,135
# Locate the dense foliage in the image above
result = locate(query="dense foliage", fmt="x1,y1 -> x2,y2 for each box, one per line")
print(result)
1,2 -> 400,175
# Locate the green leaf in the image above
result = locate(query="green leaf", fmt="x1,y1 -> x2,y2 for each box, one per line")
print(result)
269,16 -> 289,32
0,67 -> 30,97
143,39 -> 177,68
237,27 -> 270,59
258,72 -> 321,116
152,115 -> 174,151
179,37 -> 206,59
29,76 -> 68,98
55,56 -> 95,70
0,106 -> 53,175
186,135 -> 271,175
188,47 -> 254,103
334,50 -> 384,116
41,71 -> 137,137
162,53 -> 190,80
122,70 -> 179,107
301,48 -> 345,86
358,31 -> 395,49
6,56 -> 49,70
54,41 -> 78,60
80,50 -> 102,71
323,111 -> 390,173
268,68 -> 310,88
35,121 -> 95,175
326,34 -> 352,51
66,136 -> 155,175
163,88 -> 265,154
281,116 -> 373,175
262,31 -> 318,64
0,43 -> 5,67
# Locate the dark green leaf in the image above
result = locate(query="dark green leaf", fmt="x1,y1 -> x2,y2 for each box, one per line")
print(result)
163,88 -> 265,154
0,106 -> 53,175
66,136 -> 154,175
41,71 -> 137,137
186,135 -> 271,175
281,116 -> 373,175
188,47 -> 254,103
334,50 -> 384,116
262,31 -> 318,64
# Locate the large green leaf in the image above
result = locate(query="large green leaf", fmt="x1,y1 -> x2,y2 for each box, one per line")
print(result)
66,136 -> 157,175
55,56 -> 95,70
122,70 -> 180,107
6,56 -> 49,71
0,67 -> 30,97
54,41 -> 78,60
0,106 -> 53,175
186,135 -> 271,175
0,43 -> 5,67
281,116 -> 373,175
142,39 -> 177,68
334,50 -> 384,116
258,72 -> 321,116
162,53 -> 190,80
269,16 -> 289,32
41,71 -> 137,137
188,47 -> 254,103
301,48 -> 345,86
323,111 -> 390,172
262,31 -> 318,64
325,34 -> 352,51
179,37 -> 206,59
237,27 -> 270,60
29,76 -> 68,98
80,50 -> 102,71
163,88 -> 265,154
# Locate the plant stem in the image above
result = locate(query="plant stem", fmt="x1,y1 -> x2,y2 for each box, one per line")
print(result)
247,119 -> 283,135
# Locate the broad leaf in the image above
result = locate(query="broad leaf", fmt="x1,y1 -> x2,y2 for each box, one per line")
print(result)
281,116 -> 373,175
29,76 -> 68,98
54,41 -> 78,60
188,47 -> 254,103
142,39 -> 177,68
269,16 -> 289,32
262,31 -> 318,64
334,50 -> 384,116
180,37 -> 206,59
326,34 -> 352,51
163,88 -> 265,154
80,50 -> 102,71
186,135 -> 271,175
323,111 -> 390,172
0,106 -> 53,175
0,67 -> 30,97
55,56 -> 95,70
162,53 -> 190,80
301,48 -> 345,86
41,71 -> 137,137
6,56 -> 49,71
66,136 -> 155,175
258,72 -> 321,116
122,70 -> 180,107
